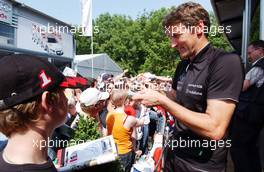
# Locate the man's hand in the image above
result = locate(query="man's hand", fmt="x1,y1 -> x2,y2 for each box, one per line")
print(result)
132,89 -> 164,107
135,150 -> 142,158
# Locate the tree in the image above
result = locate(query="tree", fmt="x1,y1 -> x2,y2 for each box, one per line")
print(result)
75,8 -> 233,77
208,12 -> 233,52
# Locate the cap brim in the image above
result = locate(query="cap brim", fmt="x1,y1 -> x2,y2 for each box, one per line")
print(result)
60,76 -> 89,89
100,92 -> 110,100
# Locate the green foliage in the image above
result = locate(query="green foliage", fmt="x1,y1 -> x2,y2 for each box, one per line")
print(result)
70,115 -> 100,146
208,12 -> 233,52
75,8 -> 233,77
250,5 -> 260,42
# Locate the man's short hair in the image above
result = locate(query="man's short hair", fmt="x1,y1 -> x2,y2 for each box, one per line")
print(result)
250,40 -> 264,50
163,2 -> 210,37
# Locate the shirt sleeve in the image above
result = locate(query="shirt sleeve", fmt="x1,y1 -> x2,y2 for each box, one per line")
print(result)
207,53 -> 243,102
245,67 -> 264,86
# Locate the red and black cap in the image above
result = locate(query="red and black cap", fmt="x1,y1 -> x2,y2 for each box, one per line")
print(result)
0,54 -> 88,110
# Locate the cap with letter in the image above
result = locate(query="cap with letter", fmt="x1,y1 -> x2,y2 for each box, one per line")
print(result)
0,54 -> 89,110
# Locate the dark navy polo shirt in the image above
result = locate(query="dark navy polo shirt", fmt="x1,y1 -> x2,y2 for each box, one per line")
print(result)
170,44 -> 243,171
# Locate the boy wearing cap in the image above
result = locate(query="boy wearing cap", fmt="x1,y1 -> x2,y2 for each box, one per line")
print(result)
0,54 -> 87,172
72,87 -> 109,134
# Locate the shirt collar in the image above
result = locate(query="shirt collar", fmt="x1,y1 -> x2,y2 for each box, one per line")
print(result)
191,43 -> 211,64
252,56 -> 264,66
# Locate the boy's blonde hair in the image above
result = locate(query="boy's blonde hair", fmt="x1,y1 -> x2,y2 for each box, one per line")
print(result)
0,90 -> 62,137
111,89 -> 128,107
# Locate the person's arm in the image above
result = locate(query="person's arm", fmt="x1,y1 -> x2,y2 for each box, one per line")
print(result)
70,115 -> 79,129
166,89 -> 177,101
124,116 -> 144,128
135,117 -> 145,127
131,127 -> 142,157
113,69 -> 128,82
105,113 -> 114,135
131,127 -> 137,150
155,76 -> 172,82
243,67 -> 264,91
133,90 -> 235,140
242,80 -> 250,91
133,53 -> 243,140
160,94 -> 235,140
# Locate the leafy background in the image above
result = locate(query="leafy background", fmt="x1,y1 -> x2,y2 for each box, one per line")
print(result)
75,8 -> 233,77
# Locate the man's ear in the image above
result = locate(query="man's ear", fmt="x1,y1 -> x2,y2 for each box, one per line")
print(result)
40,91 -> 52,113
260,49 -> 264,57
196,20 -> 205,37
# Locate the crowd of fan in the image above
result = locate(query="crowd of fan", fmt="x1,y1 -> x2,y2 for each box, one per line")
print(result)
53,69 -> 174,171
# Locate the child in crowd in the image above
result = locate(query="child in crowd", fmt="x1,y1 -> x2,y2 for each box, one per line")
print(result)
71,88 -> 109,135
106,89 -> 145,172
